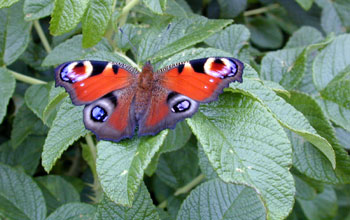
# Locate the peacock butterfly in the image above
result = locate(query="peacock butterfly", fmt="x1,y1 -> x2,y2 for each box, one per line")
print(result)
55,57 -> 244,142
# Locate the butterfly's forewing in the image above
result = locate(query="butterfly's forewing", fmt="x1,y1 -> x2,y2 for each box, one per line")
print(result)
55,60 -> 138,141
137,57 -> 244,136
160,57 -> 244,102
55,61 -> 137,105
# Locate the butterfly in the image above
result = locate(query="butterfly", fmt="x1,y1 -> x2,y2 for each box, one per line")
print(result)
55,57 -> 244,142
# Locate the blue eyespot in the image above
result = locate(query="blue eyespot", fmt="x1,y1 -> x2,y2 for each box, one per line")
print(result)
91,106 -> 108,122
172,100 -> 191,113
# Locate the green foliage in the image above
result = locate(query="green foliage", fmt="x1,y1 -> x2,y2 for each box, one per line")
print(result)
0,0 -> 350,220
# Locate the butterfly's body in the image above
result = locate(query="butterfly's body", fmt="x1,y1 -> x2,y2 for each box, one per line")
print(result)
55,57 -> 244,142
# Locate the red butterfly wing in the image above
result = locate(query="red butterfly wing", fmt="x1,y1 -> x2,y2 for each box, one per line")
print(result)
138,57 -> 244,136
160,57 -> 244,102
55,61 -> 137,105
55,60 -> 138,141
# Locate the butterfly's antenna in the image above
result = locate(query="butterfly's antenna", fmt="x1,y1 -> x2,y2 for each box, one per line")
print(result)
119,28 -> 138,55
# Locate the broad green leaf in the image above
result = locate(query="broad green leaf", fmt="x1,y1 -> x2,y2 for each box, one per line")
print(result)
333,0 -> 350,27
164,0 -> 188,17
205,24 -> 250,57
335,127 -> 350,150
297,185 -> 337,220
84,51 -> 136,69
248,17 -> 283,49
0,1 -> 31,65
285,26 -> 323,48
138,16 -> 231,63
24,0 -> 54,21
114,24 -> 146,52
95,183 -> 159,219
82,0 -> 113,48
197,143 -> 218,179
96,131 -> 168,206
187,92 -> 294,220
313,34 -> 350,90
0,137 -> 44,175
294,176 -> 316,200
0,0 -> 19,8
143,0 -> 165,14
25,82 -> 66,127
145,121 -> 192,176
177,179 -> 266,220
320,65 -> 350,109
0,67 -> 15,124
11,104 -> 48,149
317,0 -> 344,34
231,66 -> 336,168
160,121 -> 192,153
156,145 -> 199,189
282,91 -> 350,183
50,0 -> 89,35
295,0 -> 314,10
36,175 -> 80,214
0,164 -> 46,220
158,47 -> 232,70
46,202 -> 96,220
42,98 -> 88,172
318,98 -> 350,132
217,0 -> 247,18
42,35 -> 112,66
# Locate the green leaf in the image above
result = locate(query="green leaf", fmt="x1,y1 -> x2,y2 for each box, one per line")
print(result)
217,0 -> 247,18
25,82 -> 66,127
42,98 -> 88,172
177,179 -> 266,219
82,0 -> 113,48
0,67 -> 15,124
36,175 -> 80,214
0,0 -> 19,8
204,24 -> 250,57
11,104 -> 48,149
0,137 -> 44,175
231,66 -> 336,168
156,145 -> 199,189
294,176 -> 316,200
96,131 -> 168,206
164,0 -> 188,17
143,0 -> 165,14
317,0 -> 344,34
282,91 -> 350,183
335,127 -> 350,150
297,185 -> 337,220
333,0 -> 350,27
138,16 -> 231,63
187,92 -> 294,220
114,24 -> 147,52
24,0 -> 54,21
197,143 -> 218,179
0,1 -> 31,65
0,163 -> 46,220
50,0 -> 89,36
46,202 -> 96,220
320,65 -> 350,109
295,0 -> 314,10
160,121 -> 192,153
248,17 -> 283,49
95,183 -> 159,219
42,35 -> 112,66
313,34 -> 350,90
285,26 -> 323,48
318,98 -> 350,132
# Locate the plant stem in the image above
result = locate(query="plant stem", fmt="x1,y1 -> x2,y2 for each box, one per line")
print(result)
118,0 -> 140,27
85,133 -> 103,203
244,3 -> 279,17
174,174 -> 205,196
11,70 -> 47,85
33,20 -> 52,53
